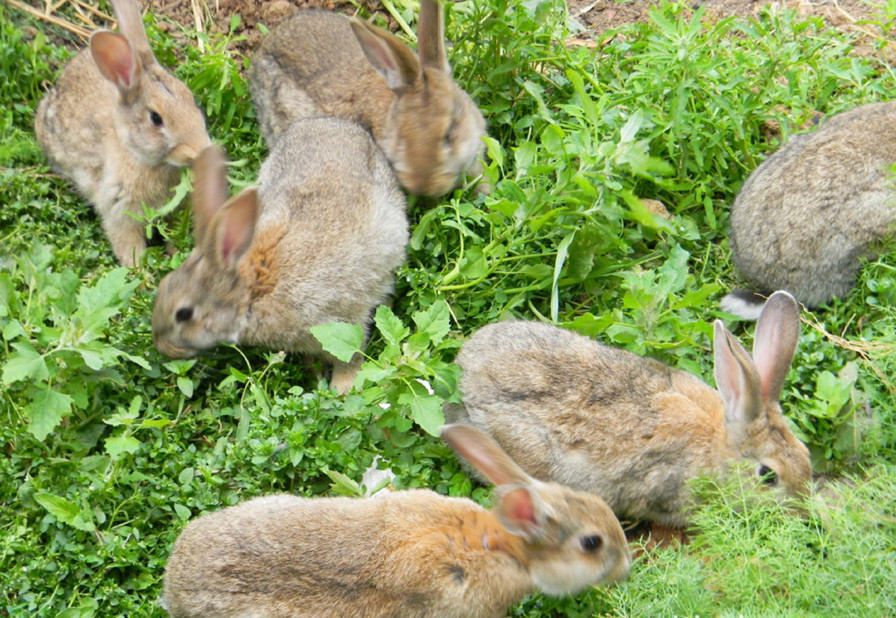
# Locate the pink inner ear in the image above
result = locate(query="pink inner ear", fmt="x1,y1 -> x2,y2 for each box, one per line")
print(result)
91,32 -> 138,89
503,487 -> 538,529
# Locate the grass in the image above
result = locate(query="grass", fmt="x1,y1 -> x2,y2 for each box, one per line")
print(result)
2,0 -> 895,616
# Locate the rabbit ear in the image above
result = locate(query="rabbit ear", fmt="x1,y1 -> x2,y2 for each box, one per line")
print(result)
192,146 -> 230,235
713,320 -> 763,443
350,19 -> 420,91
494,485 -> 549,540
90,31 -> 142,94
752,291 -> 800,403
110,0 -> 156,67
417,0 -> 450,72
191,146 -> 258,270
204,188 -> 258,271
441,424 -> 533,487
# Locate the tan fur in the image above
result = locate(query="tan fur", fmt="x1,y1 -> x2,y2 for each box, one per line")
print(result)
452,291 -> 812,528
248,3 -> 486,197
34,0 -> 209,266
723,101 -> 896,315
162,425 -> 629,617
152,119 -> 408,394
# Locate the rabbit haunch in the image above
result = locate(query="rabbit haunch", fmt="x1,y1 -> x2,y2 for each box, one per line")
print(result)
452,291 -> 812,528
162,425 -> 629,618
249,2 -> 486,197
724,101 -> 896,317
34,0 -> 210,267
152,118 -> 408,394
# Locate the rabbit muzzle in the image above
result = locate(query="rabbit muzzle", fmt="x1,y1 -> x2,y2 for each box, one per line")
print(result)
154,335 -> 197,359
167,140 -> 209,167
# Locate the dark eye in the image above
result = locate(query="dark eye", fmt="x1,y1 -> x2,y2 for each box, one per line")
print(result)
175,307 -> 193,323
581,535 -> 603,553
757,464 -> 777,486
149,110 -> 163,127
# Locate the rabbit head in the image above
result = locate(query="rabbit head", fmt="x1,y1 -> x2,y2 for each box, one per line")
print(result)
94,0 -> 209,168
152,145 -> 259,358
713,290 -> 812,497
442,424 -> 631,594
348,0 -> 486,196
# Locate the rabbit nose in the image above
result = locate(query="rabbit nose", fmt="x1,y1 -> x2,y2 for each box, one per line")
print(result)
168,141 -> 208,166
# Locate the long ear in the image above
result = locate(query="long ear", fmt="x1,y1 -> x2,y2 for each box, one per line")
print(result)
441,424 -> 532,487
111,0 -> 156,67
713,320 -> 763,444
417,0 -> 450,72
90,31 -> 141,94
191,146 -> 230,239
205,188 -> 259,271
349,19 -> 420,91
752,291 -> 800,404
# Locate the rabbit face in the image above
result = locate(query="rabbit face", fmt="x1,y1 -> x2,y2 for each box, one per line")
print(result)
118,63 -> 210,168
383,70 -> 485,197
153,255 -> 250,358
525,491 -> 631,595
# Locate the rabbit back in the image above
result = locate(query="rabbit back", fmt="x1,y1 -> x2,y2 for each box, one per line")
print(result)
455,321 -> 729,526
249,8 -> 486,197
728,101 -> 896,309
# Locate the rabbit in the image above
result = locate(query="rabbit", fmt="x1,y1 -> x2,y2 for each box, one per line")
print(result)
248,0 -> 487,197
161,424 -> 630,618
722,101 -> 896,319
449,291 -> 812,529
151,117 -> 409,395
34,0 -> 211,267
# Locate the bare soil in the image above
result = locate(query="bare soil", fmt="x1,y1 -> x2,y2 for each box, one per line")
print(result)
139,0 -> 889,58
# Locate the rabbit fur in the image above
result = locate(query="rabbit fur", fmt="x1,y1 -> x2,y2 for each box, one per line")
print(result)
249,1 -> 487,197
723,102 -> 896,318
450,291 -> 812,529
34,0 -> 210,267
152,118 -> 408,394
161,424 -> 630,618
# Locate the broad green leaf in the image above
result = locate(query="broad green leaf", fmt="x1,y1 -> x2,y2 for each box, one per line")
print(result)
173,504 -> 191,521
323,467 -> 363,497
3,341 -> 48,384
34,492 -> 94,532
310,322 -> 363,363
412,300 -> 451,346
26,388 -> 73,440
374,304 -> 409,345
177,376 -> 195,398
105,435 -> 141,457
398,392 -> 444,436
76,267 -> 135,312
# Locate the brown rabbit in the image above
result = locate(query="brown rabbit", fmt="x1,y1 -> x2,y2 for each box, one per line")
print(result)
34,0 -> 210,267
451,291 -> 812,529
722,101 -> 896,318
249,1 -> 486,197
161,424 -> 630,618
152,118 -> 408,394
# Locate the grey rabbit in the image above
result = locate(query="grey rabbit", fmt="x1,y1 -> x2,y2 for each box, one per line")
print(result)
450,291 -> 812,528
723,102 -> 896,318
161,424 -> 630,618
249,0 -> 487,197
152,118 -> 408,394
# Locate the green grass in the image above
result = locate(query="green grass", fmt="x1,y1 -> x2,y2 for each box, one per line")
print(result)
2,0 -> 895,616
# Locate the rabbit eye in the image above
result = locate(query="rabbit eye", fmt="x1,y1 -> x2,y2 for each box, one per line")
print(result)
580,535 -> 603,553
149,110 -> 164,127
757,464 -> 777,486
175,307 -> 193,323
